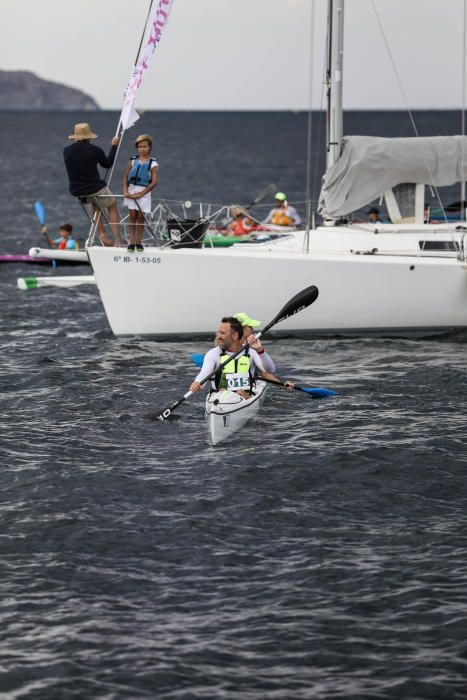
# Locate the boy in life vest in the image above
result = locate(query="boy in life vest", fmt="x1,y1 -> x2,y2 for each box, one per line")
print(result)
123,134 -> 158,252
42,223 -> 79,250
262,192 -> 302,228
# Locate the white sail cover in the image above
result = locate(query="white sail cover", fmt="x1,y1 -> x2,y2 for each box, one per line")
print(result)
319,135 -> 467,217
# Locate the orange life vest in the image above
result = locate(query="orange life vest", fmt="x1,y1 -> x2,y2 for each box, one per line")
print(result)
58,238 -> 79,250
232,218 -> 252,236
271,210 -> 294,227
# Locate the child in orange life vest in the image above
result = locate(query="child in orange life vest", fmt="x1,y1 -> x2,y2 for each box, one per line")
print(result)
42,223 -> 79,250
227,207 -> 257,236
123,134 -> 158,252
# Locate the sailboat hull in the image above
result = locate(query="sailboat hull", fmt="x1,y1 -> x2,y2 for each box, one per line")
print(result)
88,243 -> 467,336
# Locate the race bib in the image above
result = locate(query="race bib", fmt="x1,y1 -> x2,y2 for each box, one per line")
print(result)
226,372 -> 250,390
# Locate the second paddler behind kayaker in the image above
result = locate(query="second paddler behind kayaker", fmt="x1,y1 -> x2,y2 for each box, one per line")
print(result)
233,311 -> 276,373
190,316 -> 293,400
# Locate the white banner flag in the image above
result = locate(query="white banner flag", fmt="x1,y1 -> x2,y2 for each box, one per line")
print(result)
120,0 -> 175,131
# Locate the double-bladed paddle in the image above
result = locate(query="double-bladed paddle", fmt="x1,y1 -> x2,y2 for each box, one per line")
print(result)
190,354 -> 336,398
149,285 -> 319,421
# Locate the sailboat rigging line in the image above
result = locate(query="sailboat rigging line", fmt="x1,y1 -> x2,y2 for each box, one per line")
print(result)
304,0 -> 316,251
461,0 -> 466,221
116,0 -> 155,139
369,0 -> 448,226
106,0 -> 156,197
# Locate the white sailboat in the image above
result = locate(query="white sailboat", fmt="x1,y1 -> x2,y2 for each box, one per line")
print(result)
87,0 -> 467,336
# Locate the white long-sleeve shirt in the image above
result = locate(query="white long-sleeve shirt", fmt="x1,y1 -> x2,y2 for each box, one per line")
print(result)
195,346 -> 266,389
262,204 -> 301,226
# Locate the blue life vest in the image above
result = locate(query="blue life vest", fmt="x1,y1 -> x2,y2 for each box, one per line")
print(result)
128,157 -> 156,187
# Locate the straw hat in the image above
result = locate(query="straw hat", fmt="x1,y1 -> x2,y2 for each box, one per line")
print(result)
68,123 -> 98,141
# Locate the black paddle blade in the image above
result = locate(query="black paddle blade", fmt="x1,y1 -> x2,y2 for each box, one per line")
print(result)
263,285 -> 319,334
146,409 -> 179,421
147,393 -> 189,422
252,183 -> 277,204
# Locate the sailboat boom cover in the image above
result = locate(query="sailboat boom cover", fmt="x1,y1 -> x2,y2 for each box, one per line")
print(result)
319,134 -> 467,217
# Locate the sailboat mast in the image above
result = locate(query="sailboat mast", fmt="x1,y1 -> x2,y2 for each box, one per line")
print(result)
325,0 -> 345,170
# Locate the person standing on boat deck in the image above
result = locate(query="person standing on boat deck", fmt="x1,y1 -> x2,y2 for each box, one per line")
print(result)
123,134 -> 158,252
233,312 -> 276,373
262,192 -> 301,227
63,123 -> 122,247
190,317 -> 292,400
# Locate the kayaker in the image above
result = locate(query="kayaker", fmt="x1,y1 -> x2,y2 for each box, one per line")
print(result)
42,223 -> 79,250
63,123 -> 122,247
233,312 -> 276,373
123,133 -> 158,252
190,317 -> 293,399
262,192 -> 301,227
227,208 -> 257,237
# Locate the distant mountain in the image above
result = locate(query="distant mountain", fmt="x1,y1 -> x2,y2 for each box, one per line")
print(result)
0,70 -> 99,110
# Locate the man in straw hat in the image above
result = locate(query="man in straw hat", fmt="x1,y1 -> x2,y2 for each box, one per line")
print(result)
63,123 -> 122,246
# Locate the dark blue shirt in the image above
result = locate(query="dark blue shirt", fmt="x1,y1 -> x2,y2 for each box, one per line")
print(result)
63,141 -> 117,197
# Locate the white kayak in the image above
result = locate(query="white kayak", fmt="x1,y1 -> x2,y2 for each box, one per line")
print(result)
17,275 -> 96,290
29,247 -> 89,263
205,381 -> 267,446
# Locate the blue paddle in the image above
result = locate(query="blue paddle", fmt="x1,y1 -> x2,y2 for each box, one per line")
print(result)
34,201 -> 45,226
190,353 -> 337,398
34,200 -> 52,251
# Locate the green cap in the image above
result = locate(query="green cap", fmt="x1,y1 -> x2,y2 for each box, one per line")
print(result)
274,191 -> 286,201
234,312 -> 261,329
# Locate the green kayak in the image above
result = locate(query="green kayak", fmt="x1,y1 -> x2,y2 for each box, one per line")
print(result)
203,233 -> 254,247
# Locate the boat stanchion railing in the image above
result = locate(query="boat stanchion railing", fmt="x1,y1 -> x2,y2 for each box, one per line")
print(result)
83,193 -> 125,248
84,195 -> 308,249
153,201 -> 229,249
84,193 -> 161,248
458,230 -> 467,262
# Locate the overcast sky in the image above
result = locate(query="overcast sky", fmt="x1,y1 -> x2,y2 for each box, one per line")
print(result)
1,0 -> 466,111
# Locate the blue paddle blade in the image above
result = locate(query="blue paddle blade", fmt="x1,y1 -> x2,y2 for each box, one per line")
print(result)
190,353 -> 336,397
34,201 -> 45,225
191,353 -> 204,368
300,387 -> 337,397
